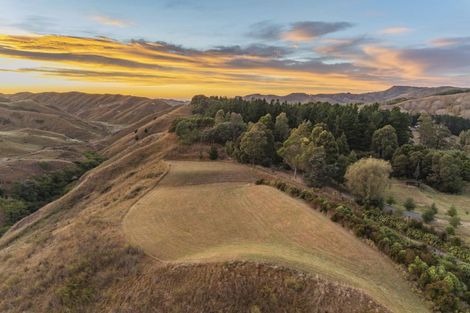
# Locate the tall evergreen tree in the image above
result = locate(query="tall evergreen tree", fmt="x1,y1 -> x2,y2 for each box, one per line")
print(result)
371,125 -> 399,160
240,123 -> 268,165
274,112 -> 290,142
418,114 -> 437,148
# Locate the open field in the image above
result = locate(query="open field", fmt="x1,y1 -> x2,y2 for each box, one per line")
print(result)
386,179 -> 470,241
386,179 -> 470,220
124,160 -> 429,313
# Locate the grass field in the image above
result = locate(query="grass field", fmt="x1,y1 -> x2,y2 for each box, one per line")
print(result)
123,161 -> 429,313
387,179 -> 470,220
386,179 -> 470,241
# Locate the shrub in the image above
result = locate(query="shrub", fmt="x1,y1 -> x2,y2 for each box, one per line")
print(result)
208,146 -> 218,160
449,216 -> 461,228
404,198 -> 416,211
446,226 -> 455,235
255,178 -> 266,185
273,180 -> 287,191
447,205 -> 457,217
286,186 -> 301,197
386,195 -> 396,205
422,208 -> 436,223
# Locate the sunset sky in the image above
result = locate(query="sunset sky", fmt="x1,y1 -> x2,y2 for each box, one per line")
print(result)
0,0 -> 469,99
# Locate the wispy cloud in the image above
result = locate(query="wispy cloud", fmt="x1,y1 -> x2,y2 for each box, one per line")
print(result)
0,33 -> 468,97
282,21 -> 353,42
380,27 -> 412,35
246,21 -> 283,41
91,15 -> 131,28
247,20 -> 353,42
431,37 -> 470,47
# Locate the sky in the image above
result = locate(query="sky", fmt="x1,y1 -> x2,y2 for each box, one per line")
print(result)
0,0 -> 469,99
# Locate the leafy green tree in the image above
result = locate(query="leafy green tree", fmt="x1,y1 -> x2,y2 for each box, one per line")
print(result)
311,123 -> 328,141
459,130 -> 470,151
203,122 -> 246,144
389,107 -> 411,145
258,113 -> 274,129
274,112 -> 290,142
278,122 -> 311,177
240,123 -> 268,165
303,146 -> 328,187
345,158 -> 392,204
314,129 -> 338,164
418,114 -> 436,148
371,125 -> 399,160
435,124 -> 452,150
336,133 -> 349,155
439,154 -> 463,193
229,112 -> 244,125
214,109 -> 226,124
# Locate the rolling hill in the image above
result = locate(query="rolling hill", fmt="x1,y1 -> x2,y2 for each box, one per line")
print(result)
8,91 -> 174,125
244,85 -> 468,105
0,104 -> 429,312
0,92 -> 179,191
124,160 -> 428,313
382,91 -> 470,118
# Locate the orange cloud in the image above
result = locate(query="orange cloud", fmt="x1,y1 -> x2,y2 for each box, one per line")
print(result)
1,33 -> 462,98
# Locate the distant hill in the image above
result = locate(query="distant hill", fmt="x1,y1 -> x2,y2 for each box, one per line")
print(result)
0,91 -> 179,191
9,92 -> 174,125
382,91 -> 470,118
244,86 -> 469,104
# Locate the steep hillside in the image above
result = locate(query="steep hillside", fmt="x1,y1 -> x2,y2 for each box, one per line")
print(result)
245,86 -> 467,104
0,92 -> 178,191
9,91 -> 173,125
0,105 -> 429,313
384,91 -> 470,118
0,99 -> 105,140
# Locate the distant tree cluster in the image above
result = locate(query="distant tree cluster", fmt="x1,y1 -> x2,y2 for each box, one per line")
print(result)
433,114 -> 470,136
0,152 -> 106,235
392,144 -> 470,193
174,96 -> 470,196
191,95 -> 412,151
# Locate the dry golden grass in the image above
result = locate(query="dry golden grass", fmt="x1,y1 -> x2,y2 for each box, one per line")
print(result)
0,101 -> 427,312
0,105 -> 390,313
386,179 -> 470,241
124,160 -> 429,313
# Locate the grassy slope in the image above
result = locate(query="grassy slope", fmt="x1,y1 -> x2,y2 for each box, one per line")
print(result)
386,179 -> 470,241
124,160 -> 429,313
0,106 -> 393,313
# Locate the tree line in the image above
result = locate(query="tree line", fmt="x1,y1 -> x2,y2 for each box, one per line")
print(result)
181,95 -> 470,195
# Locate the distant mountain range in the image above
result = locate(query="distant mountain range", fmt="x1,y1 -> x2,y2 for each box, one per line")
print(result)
244,86 -> 470,105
